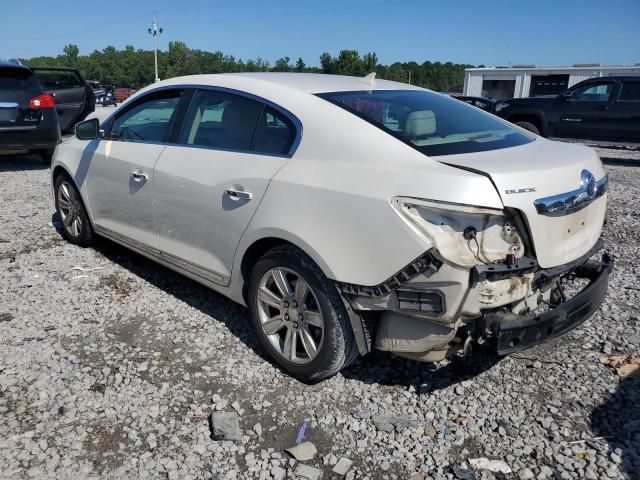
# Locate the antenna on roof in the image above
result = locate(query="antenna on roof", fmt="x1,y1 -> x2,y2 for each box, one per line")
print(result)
361,72 -> 376,90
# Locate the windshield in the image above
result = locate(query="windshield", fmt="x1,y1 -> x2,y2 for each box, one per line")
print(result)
318,89 -> 533,156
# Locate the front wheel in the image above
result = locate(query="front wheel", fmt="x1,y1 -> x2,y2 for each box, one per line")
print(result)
54,174 -> 94,247
248,245 -> 358,382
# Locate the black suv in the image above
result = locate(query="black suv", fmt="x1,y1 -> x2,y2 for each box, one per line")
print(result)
0,62 -> 95,164
494,76 -> 640,141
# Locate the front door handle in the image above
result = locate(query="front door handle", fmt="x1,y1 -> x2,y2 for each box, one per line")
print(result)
131,169 -> 149,182
596,105 -> 610,111
224,187 -> 252,201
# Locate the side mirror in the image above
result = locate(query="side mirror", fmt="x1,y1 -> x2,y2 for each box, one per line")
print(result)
562,90 -> 575,101
75,118 -> 100,140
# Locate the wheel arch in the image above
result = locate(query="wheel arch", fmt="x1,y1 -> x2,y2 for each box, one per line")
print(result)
51,164 -> 95,228
238,235 -> 336,305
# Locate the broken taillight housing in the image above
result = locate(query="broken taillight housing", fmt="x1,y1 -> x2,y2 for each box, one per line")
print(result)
391,197 -> 524,269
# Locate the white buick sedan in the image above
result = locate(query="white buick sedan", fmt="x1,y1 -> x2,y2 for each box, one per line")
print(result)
51,73 -> 611,381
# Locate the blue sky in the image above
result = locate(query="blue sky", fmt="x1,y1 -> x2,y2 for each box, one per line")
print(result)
2,0 -> 639,67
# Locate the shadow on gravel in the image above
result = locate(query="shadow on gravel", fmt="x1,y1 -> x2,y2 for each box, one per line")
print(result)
342,346 -> 500,392
92,237 -> 500,390
0,153 -> 48,172
92,238 -> 274,364
591,373 -> 640,480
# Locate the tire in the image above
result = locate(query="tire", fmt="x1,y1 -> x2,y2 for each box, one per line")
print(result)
248,245 -> 358,382
514,120 -> 540,136
37,150 -> 54,166
53,173 -> 94,247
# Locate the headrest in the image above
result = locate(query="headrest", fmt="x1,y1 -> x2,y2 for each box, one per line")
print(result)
404,110 -> 436,138
222,101 -> 260,143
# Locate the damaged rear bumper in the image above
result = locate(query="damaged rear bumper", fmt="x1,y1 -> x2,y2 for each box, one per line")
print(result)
485,253 -> 613,355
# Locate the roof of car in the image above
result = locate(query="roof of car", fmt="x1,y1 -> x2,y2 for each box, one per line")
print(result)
158,72 -> 424,94
580,75 -> 640,82
0,61 -> 31,70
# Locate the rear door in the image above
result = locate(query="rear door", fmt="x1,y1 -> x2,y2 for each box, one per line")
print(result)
553,80 -> 616,139
153,88 -> 298,285
611,79 -> 640,140
0,65 -> 43,129
31,68 -> 95,133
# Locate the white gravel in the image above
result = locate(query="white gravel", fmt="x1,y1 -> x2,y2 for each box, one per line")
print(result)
0,151 -> 638,480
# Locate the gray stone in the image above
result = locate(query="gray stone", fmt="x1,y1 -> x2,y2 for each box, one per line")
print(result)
332,457 -> 354,476
210,412 -> 242,441
372,415 -> 421,432
294,463 -> 323,480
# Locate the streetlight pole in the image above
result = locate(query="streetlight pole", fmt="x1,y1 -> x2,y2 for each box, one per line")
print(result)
148,15 -> 163,82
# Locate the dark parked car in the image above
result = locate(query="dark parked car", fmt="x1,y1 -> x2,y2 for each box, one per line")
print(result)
450,95 -> 497,112
0,63 -> 94,164
494,76 -> 640,141
89,80 -> 118,107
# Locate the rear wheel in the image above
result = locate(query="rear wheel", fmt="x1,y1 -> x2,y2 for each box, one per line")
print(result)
54,174 -> 94,247
248,245 -> 358,382
514,120 -> 540,135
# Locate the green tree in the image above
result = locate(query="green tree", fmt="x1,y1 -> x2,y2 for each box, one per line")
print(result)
62,44 -> 79,68
273,56 -> 291,72
21,44 -> 474,92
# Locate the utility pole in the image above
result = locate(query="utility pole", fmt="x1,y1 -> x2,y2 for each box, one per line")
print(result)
408,71 -> 412,85
148,15 -> 163,82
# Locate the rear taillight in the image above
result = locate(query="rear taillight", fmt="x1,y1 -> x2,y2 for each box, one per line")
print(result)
29,93 -> 55,109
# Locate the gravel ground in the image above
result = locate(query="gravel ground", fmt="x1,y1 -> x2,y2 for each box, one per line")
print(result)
1,149 -> 639,480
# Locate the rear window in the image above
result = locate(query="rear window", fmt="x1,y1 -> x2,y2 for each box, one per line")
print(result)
318,89 -> 533,157
0,67 -> 40,90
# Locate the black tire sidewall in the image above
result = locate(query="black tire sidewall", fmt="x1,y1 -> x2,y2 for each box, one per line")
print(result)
54,174 -> 93,247
515,121 -> 540,135
248,246 -> 354,382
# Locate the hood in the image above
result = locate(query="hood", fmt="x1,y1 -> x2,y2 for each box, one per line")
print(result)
439,138 -> 607,268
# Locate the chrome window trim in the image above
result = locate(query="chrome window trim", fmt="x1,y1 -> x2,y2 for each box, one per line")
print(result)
534,170 -> 608,217
101,84 -> 302,159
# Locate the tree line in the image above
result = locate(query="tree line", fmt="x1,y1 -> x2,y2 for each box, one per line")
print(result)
22,43 -> 477,92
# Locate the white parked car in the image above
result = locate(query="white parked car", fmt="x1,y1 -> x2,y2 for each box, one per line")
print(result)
51,73 -> 612,381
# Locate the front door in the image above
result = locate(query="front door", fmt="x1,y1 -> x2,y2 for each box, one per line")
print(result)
553,80 -> 616,139
153,88 -> 297,285
86,89 -> 185,249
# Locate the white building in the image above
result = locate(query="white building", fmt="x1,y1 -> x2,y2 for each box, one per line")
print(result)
463,64 -> 640,100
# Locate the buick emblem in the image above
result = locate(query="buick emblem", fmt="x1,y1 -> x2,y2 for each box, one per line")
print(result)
581,170 -> 597,199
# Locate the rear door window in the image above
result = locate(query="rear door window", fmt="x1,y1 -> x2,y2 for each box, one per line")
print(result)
179,90 -> 263,151
252,107 -> 297,155
32,69 -> 82,91
618,81 -> 640,102
109,90 -> 183,143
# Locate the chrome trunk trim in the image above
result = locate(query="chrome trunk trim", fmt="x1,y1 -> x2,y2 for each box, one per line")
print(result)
534,170 -> 607,216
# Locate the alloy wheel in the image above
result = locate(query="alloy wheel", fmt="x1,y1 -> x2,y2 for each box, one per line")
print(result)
256,267 -> 324,364
57,181 -> 83,238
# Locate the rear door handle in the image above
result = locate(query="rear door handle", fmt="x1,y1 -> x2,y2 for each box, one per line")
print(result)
596,105 -> 610,111
224,187 -> 252,201
131,169 -> 149,182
